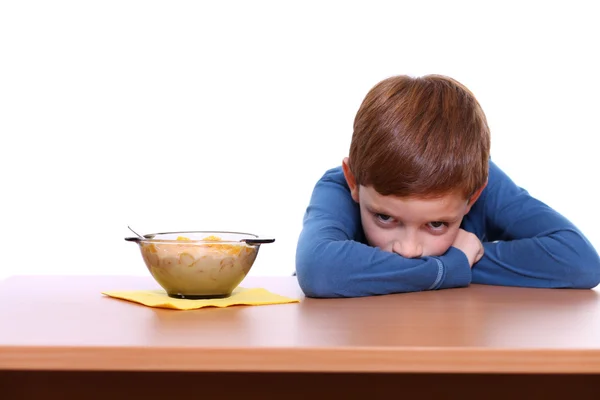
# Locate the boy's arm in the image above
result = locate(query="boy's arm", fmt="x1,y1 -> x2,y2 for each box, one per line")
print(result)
295,167 -> 472,298
472,161 -> 600,288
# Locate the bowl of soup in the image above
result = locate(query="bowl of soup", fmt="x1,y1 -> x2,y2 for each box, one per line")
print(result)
125,231 -> 274,299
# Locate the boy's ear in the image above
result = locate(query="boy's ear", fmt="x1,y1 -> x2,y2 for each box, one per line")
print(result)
342,157 -> 360,203
465,179 -> 488,213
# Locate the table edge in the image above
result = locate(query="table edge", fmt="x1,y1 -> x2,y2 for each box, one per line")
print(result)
2,346 -> 600,374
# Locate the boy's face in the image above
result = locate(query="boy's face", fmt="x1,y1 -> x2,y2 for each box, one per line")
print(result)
342,158 -> 479,258
355,185 -> 469,257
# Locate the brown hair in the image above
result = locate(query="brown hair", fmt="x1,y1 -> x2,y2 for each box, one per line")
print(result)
348,74 -> 491,199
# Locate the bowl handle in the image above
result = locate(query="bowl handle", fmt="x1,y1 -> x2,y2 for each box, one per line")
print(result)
241,238 -> 275,245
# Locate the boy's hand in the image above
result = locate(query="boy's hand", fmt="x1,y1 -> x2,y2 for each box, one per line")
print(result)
452,229 -> 484,268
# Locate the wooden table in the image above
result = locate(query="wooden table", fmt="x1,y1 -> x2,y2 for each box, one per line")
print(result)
1,275 -> 599,399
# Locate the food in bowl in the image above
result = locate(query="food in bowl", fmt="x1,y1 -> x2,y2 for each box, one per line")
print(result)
125,231 -> 274,299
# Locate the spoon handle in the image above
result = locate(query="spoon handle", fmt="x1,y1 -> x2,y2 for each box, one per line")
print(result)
127,226 -> 145,239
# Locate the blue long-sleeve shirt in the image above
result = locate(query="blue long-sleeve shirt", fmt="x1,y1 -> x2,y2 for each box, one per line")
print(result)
295,160 -> 600,297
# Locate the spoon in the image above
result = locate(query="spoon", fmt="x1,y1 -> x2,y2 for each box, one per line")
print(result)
127,226 -> 145,239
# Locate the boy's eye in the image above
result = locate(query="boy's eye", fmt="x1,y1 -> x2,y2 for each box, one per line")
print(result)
376,213 -> 393,223
427,221 -> 447,230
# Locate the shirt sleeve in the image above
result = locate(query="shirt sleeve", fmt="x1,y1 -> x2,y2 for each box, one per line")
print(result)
472,161 -> 600,288
295,167 -> 472,298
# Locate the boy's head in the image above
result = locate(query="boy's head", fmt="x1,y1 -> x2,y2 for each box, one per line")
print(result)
342,74 -> 491,258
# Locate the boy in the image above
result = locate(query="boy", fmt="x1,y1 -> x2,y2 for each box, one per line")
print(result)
295,74 -> 600,298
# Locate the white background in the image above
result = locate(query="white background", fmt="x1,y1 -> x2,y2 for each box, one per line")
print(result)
1,0 -> 598,280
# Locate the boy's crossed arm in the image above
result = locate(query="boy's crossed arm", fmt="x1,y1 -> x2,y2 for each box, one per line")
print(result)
470,162 -> 600,289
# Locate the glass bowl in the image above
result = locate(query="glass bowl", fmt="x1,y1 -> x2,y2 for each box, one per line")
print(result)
125,231 -> 274,299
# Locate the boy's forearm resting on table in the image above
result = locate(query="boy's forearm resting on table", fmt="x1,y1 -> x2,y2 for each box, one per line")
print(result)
474,231 -> 600,289
472,162 -> 600,289
295,222 -> 472,298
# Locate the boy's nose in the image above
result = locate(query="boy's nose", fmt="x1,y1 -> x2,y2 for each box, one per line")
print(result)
392,240 -> 423,258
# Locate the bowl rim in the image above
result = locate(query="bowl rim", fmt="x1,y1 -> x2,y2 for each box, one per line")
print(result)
133,230 -> 259,244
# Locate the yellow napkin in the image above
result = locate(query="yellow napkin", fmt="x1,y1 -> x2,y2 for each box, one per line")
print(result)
101,287 -> 300,310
